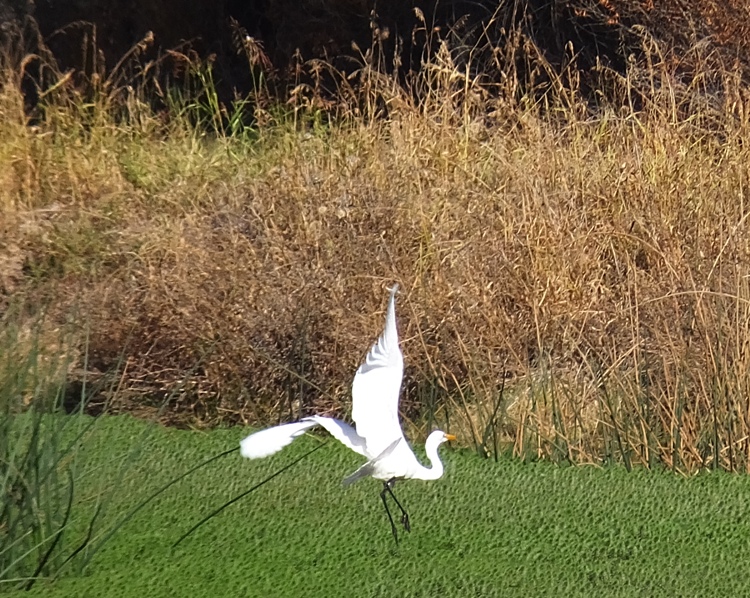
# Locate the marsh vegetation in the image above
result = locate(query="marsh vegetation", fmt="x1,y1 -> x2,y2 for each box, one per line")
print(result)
3,3 -> 750,592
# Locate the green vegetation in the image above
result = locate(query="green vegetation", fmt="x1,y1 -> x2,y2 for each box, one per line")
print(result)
2,413 -> 750,597
0,313 -> 160,589
4,7 -> 750,597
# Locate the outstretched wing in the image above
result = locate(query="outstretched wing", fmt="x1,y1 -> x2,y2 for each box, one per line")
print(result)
240,416 -> 367,459
304,415 -> 367,457
240,420 -> 318,458
351,285 -> 407,458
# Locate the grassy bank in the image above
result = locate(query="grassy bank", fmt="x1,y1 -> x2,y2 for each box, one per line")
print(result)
2,413 -> 750,597
3,27 -> 750,472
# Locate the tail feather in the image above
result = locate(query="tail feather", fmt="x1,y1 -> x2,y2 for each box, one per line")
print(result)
342,437 -> 401,486
342,461 -> 375,487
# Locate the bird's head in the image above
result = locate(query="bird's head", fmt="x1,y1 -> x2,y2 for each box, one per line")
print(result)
426,430 -> 456,448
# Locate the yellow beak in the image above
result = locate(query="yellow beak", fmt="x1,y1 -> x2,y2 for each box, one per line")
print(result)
444,433 -> 457,442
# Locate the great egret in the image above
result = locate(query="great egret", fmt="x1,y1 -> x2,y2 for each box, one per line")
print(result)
240,284 -> 455,542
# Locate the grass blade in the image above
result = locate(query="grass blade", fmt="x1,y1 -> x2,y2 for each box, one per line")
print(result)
77,445 -> 241,569
172,442 -> 325,548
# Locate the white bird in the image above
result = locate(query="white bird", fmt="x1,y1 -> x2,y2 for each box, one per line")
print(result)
239,284 -> 456,542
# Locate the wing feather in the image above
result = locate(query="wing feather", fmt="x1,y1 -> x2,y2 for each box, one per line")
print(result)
304,415 -> 368,457
240,416 -> 367,459
240,420 -> 318,459
351,285 -> 406,457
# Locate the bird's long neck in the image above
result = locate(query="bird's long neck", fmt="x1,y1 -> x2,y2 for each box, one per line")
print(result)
417,439 -> 445,480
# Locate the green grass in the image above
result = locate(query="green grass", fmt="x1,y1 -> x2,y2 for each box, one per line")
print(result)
5,413 -> 750,597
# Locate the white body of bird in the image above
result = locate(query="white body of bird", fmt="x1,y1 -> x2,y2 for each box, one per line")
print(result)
239,285 -> 455,540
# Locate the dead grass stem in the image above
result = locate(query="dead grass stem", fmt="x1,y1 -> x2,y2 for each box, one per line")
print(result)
3,24 -> 750,472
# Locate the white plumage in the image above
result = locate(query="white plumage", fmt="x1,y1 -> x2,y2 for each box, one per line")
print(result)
239,284 -> 455,541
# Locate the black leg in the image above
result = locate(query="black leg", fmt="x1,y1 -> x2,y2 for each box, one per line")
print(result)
380,482 -> 399,544
384,478 -> 410,533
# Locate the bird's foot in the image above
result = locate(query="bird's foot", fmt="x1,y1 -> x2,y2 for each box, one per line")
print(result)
401,513 -> 411,532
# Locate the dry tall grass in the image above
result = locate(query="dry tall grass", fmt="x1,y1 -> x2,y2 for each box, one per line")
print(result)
3,23 -> 750,473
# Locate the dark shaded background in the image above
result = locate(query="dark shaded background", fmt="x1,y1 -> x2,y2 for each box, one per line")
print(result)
2,0 -> 749,102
